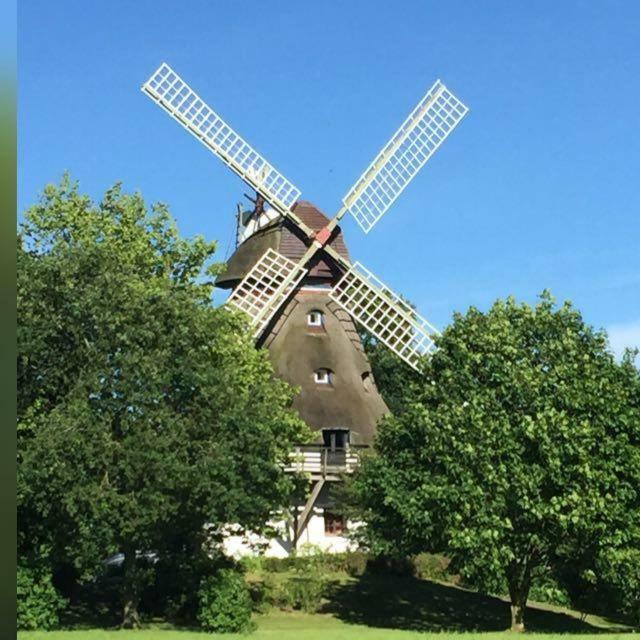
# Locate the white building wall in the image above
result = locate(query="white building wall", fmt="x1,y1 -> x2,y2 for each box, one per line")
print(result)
295,508 -> 356,554
222,507 -> 356,559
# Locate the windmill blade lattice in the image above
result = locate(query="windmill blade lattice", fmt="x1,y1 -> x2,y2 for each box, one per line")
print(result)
330,262 -> 438,370
142,63 -> 301,213
343,80 -> 468,233
227,248 -> 308,338
140,62 -> 468,371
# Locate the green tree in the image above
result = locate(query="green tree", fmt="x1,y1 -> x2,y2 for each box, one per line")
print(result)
349,293 -> 640,631
17,561 -> 66,630
18,176 -> 309,627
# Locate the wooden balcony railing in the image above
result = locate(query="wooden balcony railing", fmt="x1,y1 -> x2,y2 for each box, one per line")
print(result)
285,444 -> 368,477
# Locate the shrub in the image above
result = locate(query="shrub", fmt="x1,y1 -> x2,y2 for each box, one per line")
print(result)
342,552 -> 368,577
242,551 -> 368,614
412,553 -> 452,582
366,554 -> 413,576
17,563 -> 66,630
528,573 -> 571,608
246,576 -> 272,614
197,569 -> 255,633
597,547 -> 640,625
256,571 -> 327,613
259,551 -> 370,576
262,556 -> 289,573
145,549 -> 221,623
260,574 -> 289,610
239,555 -> 264,574
283,573 -> 327,613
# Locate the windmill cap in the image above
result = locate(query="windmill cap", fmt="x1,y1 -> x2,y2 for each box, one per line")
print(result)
215,200 -> 350,288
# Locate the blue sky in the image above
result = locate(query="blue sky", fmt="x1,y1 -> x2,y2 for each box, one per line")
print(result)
18,0 -> 640,357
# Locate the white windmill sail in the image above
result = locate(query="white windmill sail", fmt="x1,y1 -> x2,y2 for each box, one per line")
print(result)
140,63 -> 468,371
227,248 -> 307,338
141,63 -> 301,214
342,80 -> 468,233
329,262 -> 438,371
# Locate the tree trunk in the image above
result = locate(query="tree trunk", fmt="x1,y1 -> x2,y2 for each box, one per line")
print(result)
121,546 -> 141,629
122,598 -> 140,629
510,600 -> 526,633
507,558 -> 532,632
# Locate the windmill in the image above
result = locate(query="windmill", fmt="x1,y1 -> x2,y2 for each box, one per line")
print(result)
141,63 -> 468,553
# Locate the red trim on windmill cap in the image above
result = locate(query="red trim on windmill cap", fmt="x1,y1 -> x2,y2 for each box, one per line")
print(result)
314,227 -> 332,246
287,201 -> 350,261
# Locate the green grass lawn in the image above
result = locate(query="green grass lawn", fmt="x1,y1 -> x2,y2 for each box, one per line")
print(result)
17,610 -> 635,640
19,572 -> 636,639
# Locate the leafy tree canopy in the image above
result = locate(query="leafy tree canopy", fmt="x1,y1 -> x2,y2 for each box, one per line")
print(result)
349,293 -> 640,631
17,175 -> 309,626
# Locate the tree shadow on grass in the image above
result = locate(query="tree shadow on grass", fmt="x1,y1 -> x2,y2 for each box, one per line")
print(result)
322,572 -> 627,633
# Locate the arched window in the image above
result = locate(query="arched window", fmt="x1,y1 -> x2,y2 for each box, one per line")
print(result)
314,368 -> 333,385
307,309 -> 324,327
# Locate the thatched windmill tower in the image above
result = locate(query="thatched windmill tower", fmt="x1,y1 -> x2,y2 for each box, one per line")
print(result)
215,201 -> 389,551
141,62 -> 468,553
217,200 -> 389,445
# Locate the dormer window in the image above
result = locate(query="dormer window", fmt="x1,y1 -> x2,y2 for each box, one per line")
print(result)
314,368 -> 333,385
307,310 -> 324,327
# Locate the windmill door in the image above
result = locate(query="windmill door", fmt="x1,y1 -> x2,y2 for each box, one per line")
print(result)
323,428 -> 349,467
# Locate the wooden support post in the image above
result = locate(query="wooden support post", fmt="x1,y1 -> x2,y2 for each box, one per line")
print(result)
294,478 -> 326,546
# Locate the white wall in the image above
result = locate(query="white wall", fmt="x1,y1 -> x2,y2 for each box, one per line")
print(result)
222,507 -> 357,558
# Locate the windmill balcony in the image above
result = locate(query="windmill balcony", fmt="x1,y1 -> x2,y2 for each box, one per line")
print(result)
285,444 -> 368,479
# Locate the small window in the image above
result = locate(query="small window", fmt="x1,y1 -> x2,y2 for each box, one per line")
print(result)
361,371 -> 374,392
314,368 -> 333,384
307,310 -> 324,327
324,511 -> 347,536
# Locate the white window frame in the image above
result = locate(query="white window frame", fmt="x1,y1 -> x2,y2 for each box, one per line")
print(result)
314,368 -> 332,384
307,310 -> 324,327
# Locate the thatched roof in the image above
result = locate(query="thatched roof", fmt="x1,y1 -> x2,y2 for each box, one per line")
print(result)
261,290 -> 389,445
